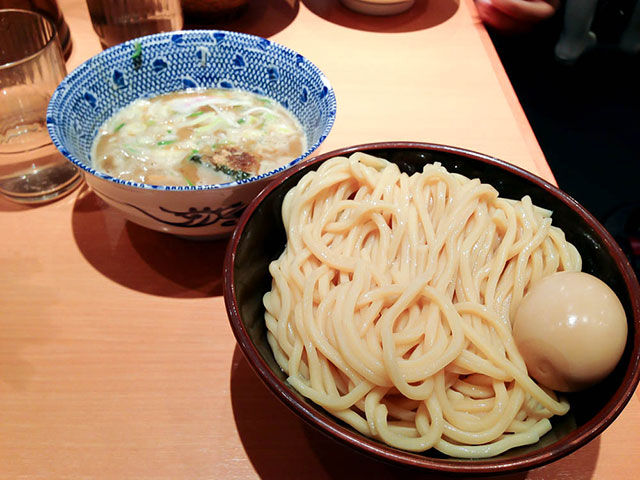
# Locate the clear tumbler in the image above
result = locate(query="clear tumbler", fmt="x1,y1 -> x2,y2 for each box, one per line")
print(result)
86,0 -> 184,49
0,9 -> 80,204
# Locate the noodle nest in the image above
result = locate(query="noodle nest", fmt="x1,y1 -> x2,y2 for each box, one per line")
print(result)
263,153 -> 581,458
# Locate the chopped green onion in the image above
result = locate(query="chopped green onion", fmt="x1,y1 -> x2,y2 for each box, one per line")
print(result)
132,41 -> 142,60
237,118 -> 246,124
124,144 -> 139,154
157,139 -> 176,146
195,117 -> 227,133
191,148 -> 199,155
114,122 -> 126,132
187,110 -> 205,118
183,176 -> 194,186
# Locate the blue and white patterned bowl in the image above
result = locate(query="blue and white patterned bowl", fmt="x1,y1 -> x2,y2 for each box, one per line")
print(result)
47,30 -> 336,239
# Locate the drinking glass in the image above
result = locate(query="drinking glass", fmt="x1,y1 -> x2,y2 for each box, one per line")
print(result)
86,0 -> 184,49
0,0 -> 72,59
0,9 -> 80,204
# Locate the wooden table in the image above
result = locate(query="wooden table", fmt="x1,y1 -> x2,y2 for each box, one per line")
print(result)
1,0 -> 637,478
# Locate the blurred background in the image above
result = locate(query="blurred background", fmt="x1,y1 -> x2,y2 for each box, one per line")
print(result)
485,0 -> 640,275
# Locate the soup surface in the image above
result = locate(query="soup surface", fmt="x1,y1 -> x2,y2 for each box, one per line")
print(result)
91,88 -> 307,186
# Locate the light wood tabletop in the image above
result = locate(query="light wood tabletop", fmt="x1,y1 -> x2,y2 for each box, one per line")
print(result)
1,0 -> 638,479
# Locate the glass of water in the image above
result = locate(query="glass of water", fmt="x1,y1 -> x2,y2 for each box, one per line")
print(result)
86,0 -> 183,49
0,8 -> 80,204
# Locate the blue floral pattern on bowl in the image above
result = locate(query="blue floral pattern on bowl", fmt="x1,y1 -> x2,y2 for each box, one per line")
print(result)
46,30 -> 337,192
45,30 -> 336,238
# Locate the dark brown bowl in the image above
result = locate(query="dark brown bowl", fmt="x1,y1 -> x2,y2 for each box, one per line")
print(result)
223,142 -> 640,475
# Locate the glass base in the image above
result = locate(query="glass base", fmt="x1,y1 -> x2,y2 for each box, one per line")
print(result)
0,161 -> 82,204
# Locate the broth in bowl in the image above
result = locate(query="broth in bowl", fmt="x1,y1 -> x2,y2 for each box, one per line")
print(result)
91,88 -> 306,186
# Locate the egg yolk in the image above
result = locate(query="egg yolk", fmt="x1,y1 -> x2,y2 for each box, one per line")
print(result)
512,271 -> 627,392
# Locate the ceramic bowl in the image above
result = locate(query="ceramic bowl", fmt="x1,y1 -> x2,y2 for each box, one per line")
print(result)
224,142 -> 640,475
340,0 -> 415,15
47,30 -> 336,239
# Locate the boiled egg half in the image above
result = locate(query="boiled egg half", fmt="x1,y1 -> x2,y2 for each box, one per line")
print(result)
513,271 -> 627,392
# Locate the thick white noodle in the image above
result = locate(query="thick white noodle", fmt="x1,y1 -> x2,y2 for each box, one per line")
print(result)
263,153 -> 581,458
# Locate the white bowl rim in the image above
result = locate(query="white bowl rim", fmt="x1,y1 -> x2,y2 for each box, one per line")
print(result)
46,29 -> 337,192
